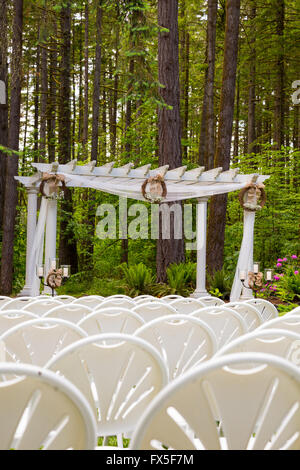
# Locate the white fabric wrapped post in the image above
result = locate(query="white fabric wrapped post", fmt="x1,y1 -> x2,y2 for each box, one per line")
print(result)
230,210 -> 256,301
19,186 -> 38,297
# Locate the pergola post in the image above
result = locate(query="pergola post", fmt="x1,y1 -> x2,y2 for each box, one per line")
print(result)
191,197 -> 209,298
230,209 -> 256,301
43,198 -> 58,295
19,186 -> 38,296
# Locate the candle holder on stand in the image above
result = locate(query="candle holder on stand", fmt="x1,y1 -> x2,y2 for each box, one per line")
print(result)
37,259 -> 71,297
239,263 -> 273,298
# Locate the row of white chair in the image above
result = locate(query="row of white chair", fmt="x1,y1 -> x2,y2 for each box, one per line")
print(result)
2,332 -> 300,450
0,298 -> 298,449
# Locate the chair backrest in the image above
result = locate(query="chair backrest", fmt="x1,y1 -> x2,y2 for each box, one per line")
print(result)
0,363 -> 97,450
0,296 -> 12,310
286,306 -> 300,316
96,298 -> 136,310
130,353 -> 300,450
0,318 -> 88,366
134,314 -> 218,381
225,302 -> 264,332
215,328 -> 300,366
22,298 -> 64,315
0,296 -> 35,311
45,333 -> 168,437
257,314 -> 300,335
244,299 -> 278,322
194,296 -> 225,307
0,310 -> 38,336
71,295 -> 104,308
42,304 -> 94,323
168,298 -> 206,314
77,308 -> 145,335
190,306 -> 248,349
134,296 -> 165,305
132,302 -> 178,322
134,295 -> 158,303
160,295 -> 183,303
55,295 -> 76,304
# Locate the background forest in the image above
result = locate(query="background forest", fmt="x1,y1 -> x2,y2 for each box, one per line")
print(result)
0,0 -> 299,308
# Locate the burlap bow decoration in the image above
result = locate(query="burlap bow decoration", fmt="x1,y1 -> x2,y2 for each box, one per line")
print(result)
39,173 -> 66,199
141,174 -> 167,203
238,183 -> 266,212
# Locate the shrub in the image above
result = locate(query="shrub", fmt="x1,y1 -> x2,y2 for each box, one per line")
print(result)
120,262 -> 155,297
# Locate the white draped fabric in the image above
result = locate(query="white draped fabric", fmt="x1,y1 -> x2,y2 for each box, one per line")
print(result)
28,197 -> 49,296
60,173 -> 247,202
230,211 -> 256,301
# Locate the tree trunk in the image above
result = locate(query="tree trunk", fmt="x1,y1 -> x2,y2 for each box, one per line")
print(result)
207,0 -> 240,275
233,69 -> 240,161
0,0 -> 23,295
273,0 -> 285,150
58,1 -> 78,273
156,0 -> 185,283
91,0 -> 102,164
39,0 -> 48,160
34,28 -> 40,159
82,0 -> 89,157
47,23 -> 57,163
205,0 -> 217,169
0,0 -> 8,232
247,1 -> 256,155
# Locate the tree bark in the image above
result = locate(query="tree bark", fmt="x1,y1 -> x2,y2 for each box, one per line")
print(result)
0,0 -> 23,295
47,22 -> 57,163
247,1 -> 256,155
273,0 -> 285,150
82,0 -> 89,157
0,0 -> 8,232
156,0 -> 185,283
58,1 -> 78,273
39,0 -> 48,160
207,0 -> 240,275
91,0 -> 102,164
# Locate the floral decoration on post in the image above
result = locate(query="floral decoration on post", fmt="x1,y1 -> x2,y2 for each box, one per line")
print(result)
141,174 -> 167,204
39,173 -> 66,200
238,183 -> 266,212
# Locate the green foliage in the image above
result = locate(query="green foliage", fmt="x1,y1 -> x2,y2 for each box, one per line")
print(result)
120,262 -> 155,297
207,268 -> 234,300
153,262 -> 196,297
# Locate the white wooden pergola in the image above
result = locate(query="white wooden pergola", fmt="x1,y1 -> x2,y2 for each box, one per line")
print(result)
15,160 -> 269,299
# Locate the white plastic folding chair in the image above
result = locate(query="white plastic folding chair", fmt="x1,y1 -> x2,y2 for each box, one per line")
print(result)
0,363 -> 97,450
0,318 -> 88,366
96,297 -> 136,310
169,298 -> 206,314
193,296 -> 225,307
160,295 -> 183,303
215,328 -> 300,365
190,306 -> 248,349
134,314 -> 218,381
45,333 -> 168,448
0,296 -> 14,310
132,301 -> 178,323
42,304 -> 94,323
244,298 -> 278,322
0,296 -> 35,311
55,295 -> 76,304
71,295 -> 104,309
133,295 -> 158,303
130,353 -> 300,450
22,298 -> 64,316
77,308 -> 145,335
105,294 -> 133,300
134,296 -> 165,305
286,306 -> 300,316
257,314 -> 300,335
225,301 -> 264,332
0,310 -> 38,336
